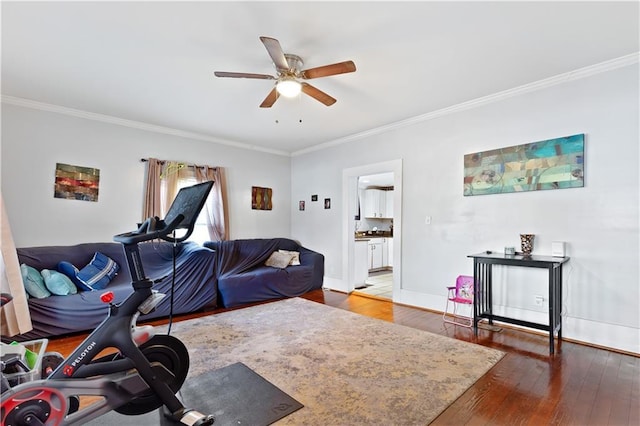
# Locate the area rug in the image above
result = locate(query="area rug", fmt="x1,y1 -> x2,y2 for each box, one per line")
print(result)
161,297 -> 505,425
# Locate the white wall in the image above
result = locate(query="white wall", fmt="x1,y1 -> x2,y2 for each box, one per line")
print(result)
291,64 -> 640,353
1,104 -> 292,247
2,65 -> 638,354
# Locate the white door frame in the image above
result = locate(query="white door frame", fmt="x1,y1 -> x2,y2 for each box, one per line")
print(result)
342,159 -> 402,298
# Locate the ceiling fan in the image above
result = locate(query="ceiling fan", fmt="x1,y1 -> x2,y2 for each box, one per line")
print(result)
214,36 -> 356,108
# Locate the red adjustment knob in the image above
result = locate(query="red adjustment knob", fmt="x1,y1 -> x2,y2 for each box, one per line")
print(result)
100,291 -> 114,304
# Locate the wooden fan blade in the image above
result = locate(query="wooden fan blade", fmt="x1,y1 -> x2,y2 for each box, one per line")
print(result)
260,36 -> 290,72
301,82 -> 336,106
260,88 -> 279,108
301,60 -> 356,79
214,71 -> 275,80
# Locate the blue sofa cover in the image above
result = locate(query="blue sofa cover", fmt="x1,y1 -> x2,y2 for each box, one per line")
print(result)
15,241 -> 216,339
203,238 -> 324,308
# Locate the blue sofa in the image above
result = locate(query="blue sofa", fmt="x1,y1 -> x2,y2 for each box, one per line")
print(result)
203,238 -> 324,308
15,241 -> 217,339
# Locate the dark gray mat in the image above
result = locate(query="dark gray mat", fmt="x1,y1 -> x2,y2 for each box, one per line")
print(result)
86,362 -> 303,425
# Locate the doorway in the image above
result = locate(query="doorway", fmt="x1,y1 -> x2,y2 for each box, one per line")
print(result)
342,160 -> 402,300
353,172 -> 394,299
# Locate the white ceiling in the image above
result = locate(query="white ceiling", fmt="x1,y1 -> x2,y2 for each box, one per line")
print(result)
2,1 -> 638,155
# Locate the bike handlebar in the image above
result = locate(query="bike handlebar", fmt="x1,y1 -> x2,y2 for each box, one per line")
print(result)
113,213 -> 185,245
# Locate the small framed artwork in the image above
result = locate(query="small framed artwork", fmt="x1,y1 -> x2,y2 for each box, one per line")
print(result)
324,198 -> 331,209
299,200 -> 305,211
251,186 -> 273,210
311,195 -> 318,202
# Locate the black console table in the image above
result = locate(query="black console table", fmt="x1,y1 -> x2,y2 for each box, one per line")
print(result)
468,252 -> 570,354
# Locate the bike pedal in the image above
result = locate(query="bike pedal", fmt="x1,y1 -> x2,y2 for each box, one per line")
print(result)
195,415 -> 215,426
179,410 -> 215,426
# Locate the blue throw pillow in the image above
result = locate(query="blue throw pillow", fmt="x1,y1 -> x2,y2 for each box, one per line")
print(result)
76,252 -> 120,291
20,264 -> 51,299
41,269 -> 78,296
57,261 -> 83,288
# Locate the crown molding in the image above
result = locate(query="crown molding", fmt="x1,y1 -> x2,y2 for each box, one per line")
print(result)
2,53 -> 637,158
292,52 -> 639,157
0,95 -> 291,157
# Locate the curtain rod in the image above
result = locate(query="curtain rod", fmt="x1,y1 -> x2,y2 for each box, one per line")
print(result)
140,158 -> 214,170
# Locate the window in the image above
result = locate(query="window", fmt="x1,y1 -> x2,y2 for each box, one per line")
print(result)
143,158 -> 227,243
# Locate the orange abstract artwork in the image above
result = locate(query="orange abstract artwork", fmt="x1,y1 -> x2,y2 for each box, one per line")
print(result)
251,186 -> 272,210
54,163 -> 100,202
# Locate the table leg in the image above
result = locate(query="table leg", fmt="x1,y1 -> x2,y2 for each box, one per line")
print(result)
557,265 -> 563,340
548,266 -> 557,355
487,264 -> 493,325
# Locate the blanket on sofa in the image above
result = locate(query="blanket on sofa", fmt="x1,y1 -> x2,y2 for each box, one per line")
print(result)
16,241 -> 216,339
204,238 -> 323,308
212,238 -> 299,276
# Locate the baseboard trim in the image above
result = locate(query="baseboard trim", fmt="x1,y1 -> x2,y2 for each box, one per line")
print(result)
320,286 -> 639,356
395,288 -> 639,356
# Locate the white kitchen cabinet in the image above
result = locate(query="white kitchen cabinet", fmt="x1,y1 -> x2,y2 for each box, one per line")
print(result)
363,189 -> 382,218
367,239 -> 384,270
381,237 -> 394,268
381,238 -> 389,267
366,238 -> 393,271
385,190 -> 394,218
363,189 -> 393,218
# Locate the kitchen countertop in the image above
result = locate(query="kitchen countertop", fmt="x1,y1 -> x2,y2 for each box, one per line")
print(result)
355,232 -> 393,240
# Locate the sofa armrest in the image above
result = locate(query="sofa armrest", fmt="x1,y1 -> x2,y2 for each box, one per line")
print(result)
299,247 -> 324,289
17,242 -> 126,272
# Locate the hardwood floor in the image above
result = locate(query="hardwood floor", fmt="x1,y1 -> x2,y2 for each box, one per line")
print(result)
46,289 -> 639,425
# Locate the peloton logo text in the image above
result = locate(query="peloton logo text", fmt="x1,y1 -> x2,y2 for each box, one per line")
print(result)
64,341 -> 97,376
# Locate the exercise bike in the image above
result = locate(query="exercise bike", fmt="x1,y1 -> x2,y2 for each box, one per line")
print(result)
1,181 -> 216,426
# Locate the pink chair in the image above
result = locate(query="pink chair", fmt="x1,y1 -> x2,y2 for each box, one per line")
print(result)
443,275 -> 474,327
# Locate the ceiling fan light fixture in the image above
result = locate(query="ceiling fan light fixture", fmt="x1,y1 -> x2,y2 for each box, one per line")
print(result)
276,78 -> 302,98
215,37 -> 355,107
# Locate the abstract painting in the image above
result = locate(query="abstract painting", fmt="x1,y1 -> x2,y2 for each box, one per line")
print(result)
251,186 -> 273,210
54,163 -> 100,202
463,134 -> 584,196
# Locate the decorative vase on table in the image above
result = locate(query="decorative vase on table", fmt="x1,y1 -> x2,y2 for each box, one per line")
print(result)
520,234 -> 534,256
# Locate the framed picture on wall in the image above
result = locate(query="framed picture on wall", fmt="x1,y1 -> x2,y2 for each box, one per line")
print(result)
251,186 -> 273,210
463,133 -> 584,196
54,163 -> 100,202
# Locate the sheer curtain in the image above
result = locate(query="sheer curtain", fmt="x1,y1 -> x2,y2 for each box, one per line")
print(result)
195,166 -> 228,241
160,161 -> 182,216
142,158 -> 163,220
142,159 -> 228,241
142,159 -> 186,219
1,194 -> 32,336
